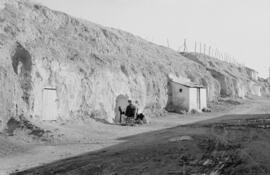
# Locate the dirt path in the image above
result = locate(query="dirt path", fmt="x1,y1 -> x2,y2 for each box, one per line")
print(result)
17,114 -> 270,175
1,98 -> 270,175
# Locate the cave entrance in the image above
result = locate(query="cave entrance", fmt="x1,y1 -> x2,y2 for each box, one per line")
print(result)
114,95 -> 129,123
42,88 -> 58,121
11,42 -> 33,106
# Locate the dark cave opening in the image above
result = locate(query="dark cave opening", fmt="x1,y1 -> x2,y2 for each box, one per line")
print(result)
11,42 -> 33,105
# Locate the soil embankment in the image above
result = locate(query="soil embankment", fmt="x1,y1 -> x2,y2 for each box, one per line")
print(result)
0,0 -> 269,127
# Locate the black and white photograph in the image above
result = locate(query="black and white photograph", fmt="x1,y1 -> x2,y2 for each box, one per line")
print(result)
0,0 -> 270,174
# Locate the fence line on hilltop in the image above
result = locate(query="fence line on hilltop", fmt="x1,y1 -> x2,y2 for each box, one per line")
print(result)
177,39 -> 246,68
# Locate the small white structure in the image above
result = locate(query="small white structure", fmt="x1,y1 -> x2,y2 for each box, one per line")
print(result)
246,67 -> 258,81
254,85 -> 261,97
166,75 -> 207,113
42,88 -> 58,121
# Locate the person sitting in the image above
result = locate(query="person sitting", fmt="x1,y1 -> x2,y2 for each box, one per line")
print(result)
135,113 -> 145,124
125,100 -> 136,124
134,100 -> 146,124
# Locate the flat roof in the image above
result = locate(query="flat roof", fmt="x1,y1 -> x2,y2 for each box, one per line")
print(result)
245,67 -> 258,73
170,80 -> 205,88
43,87 -> 57,90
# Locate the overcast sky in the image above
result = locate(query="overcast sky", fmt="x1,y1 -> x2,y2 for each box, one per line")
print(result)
35,0 -> 270,78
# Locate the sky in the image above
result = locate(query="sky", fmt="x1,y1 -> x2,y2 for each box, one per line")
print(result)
35,0 -> 270,78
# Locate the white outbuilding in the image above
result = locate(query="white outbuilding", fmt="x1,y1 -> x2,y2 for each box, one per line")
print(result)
246,67 -> 258,81
166,75 -> 207,113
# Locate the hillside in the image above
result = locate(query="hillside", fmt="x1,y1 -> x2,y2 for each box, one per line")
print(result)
0,0 -> 268,128
181,52 -> 269,98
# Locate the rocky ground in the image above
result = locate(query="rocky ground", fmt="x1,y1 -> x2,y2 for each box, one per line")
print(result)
20,115 -> 269,175
0,97 -> 269,175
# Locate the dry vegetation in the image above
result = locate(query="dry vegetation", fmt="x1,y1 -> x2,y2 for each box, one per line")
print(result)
0,0 -> 269,126
0,0 -> 269,174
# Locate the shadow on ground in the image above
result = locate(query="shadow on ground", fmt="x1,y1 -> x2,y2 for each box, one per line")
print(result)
13,114 -> 270,175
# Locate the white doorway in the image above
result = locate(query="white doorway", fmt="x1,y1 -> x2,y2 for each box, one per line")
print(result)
197,88 -> 201,110
42,88 -> 58,121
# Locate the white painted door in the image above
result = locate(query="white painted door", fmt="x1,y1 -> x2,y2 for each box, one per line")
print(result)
197,88 -> 201,110
42,89 -> 58,121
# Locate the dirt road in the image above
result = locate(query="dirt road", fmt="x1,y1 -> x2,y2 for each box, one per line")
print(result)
1,98 -> 270,175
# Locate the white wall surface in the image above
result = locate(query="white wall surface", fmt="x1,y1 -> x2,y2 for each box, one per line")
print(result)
42,89 -> 58,120
170,82 -> 189,112
189,88 -> 198,111
200,88 -> 207,109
